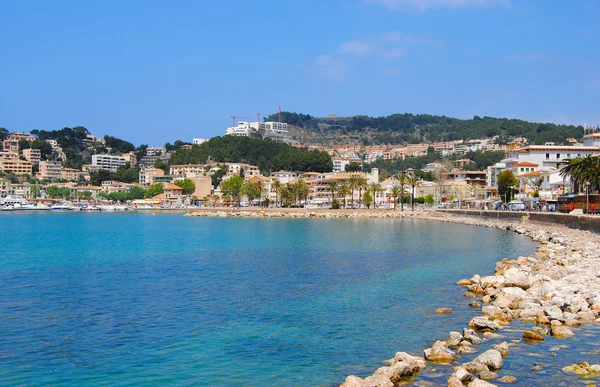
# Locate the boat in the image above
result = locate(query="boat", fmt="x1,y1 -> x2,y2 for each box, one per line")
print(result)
0,205 -> 13,211
50,202 -> 75,211
12,203 -> 50,211
0,195 -> 29,207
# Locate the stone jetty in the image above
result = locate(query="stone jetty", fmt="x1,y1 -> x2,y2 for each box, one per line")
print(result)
185,209 -> 600,386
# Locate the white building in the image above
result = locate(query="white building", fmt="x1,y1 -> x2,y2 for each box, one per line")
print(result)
225,122 -> 253,137
92,154 -> 126,171
263,121 -> 288,133
225,121 -> 289,137
193,138 -> 208,145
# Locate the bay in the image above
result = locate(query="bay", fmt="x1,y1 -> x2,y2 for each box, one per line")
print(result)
0,213 -> 537,386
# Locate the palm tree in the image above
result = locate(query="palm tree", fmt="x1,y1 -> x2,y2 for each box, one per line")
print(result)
294,178 -> 309,206
271,179 -> 281,207
560,155 -> 600,193
368,182 -> 382,208
391,184 -> 402,210
397,173 -> 408,211
406,174 -> 422,211
348,176 -> 360,209
256,180 -> 264,206
338,182 -> 351,209
326,180 -> 338,206
356,177 -> 368,209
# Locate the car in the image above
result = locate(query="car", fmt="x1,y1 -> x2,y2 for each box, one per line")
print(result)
508,200 -> 525,211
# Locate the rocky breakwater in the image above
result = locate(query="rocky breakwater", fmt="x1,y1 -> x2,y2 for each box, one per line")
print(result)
185,210 -> 414,219
340,214 -> 600,387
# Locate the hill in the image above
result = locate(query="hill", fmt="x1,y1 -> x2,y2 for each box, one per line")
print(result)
265,112 -> 583,146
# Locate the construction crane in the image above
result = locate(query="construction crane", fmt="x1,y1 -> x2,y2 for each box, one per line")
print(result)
226,115 -> 250,128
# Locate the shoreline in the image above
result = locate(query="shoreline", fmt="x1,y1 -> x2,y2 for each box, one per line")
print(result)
186,208 -> 600,386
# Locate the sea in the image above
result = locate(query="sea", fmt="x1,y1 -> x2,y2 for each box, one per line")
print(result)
1,212 -> 599,386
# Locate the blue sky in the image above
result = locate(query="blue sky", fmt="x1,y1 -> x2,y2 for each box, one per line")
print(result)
1,0 -> 599,146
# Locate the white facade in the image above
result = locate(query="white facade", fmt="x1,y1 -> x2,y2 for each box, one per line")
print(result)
263,121 -> 288,133
225,122 -> 253,137
583,124 -> 600,147
512,145 -> 599,171
226,121 -> 288,136
92,154 -> 126,171
192,138 -> 207,145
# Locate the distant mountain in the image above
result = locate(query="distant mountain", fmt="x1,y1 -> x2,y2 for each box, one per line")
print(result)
265,112 -> 583,146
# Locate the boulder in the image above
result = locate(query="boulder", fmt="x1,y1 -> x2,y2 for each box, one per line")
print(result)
394,352 -> 426,370
446,331 -> 463,347
464,361 -> 490,374
544,305 -> 564,321
523,331 -> 545,341
493,342 -> 509,358
493,287 -> 530,309
503,268 -> 532,289
448,376 -> 463,387
468,378 -> 498,387
458,345 -> 477,354
469,316 -> 501,332
437,307 -> 453,314
340,375 -> 367,387
551,326 -> 574,338
478,371 -> 498,381
497,375 -> 517,383
481,275 -> 505,288
363,374 -> 393,387
472,349 -> 504,370
424,340 -> 458,363
453,366 -> 473,382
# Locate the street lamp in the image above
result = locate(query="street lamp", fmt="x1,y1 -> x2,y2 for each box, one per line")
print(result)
586,181 -> 591,214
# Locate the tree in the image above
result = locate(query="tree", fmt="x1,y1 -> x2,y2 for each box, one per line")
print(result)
338,182 -> 350,209
526,177 -> 543,197
127,186 -> 146,200
241,181 -> 260,203
348,176 -> 361,209
368,182 -> 382,208
145,183 -> 164,198
0,128 -> 9,141
154,160 -> 169,175
356,177 -> 368,209
174,178 -> 196,196
497,170 -> 519,202
345,162 -> 361,172
326,180 -> 338,205
391,184 -> 402,210
271,179 -> 282,207
397,173 -> 408,211
363,191 -> 373,209
220,175 -> 244,202
294,178 -> 310,206
432,164 -> 449,204
406,174 -> 422,210
560,155 -> 600,194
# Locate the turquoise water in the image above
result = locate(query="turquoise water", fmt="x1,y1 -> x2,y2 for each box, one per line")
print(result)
0,213 -> 539,386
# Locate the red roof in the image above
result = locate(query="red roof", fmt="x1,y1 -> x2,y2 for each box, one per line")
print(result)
514,162 -> 539,167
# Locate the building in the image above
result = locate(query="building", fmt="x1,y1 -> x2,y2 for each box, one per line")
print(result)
61,168 -> 80,181
122,151 -> 137,167
332,157 -> 362,173
193,138 -> 208,145
92,154 -> 126,171
147,147 -> 167,157
46,139 -> 59,149
39,161 -> 62,180
101,180 -> 133,194
0,154 -> 32,175
270,171 -> 297,184
225,122 -> 253,137
139,167 -> 165,187
263,121 -> 288,133
9,132 -> 37,142
2,139 -> 19,153
170,164 -> 205,180
139,155 -> 159,169
510,145 -> 599,171
163,183 -> 184,202
23,148 -> 41,165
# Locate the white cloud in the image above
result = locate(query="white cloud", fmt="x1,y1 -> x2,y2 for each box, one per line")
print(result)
365,0 -> 510,12
313,55 -> 347,79
338,40 -> 373,54
384,47 -> 408,58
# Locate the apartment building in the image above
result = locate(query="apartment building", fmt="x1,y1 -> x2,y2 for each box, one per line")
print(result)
0,152 -> 32,175
23,148 -> 41,165
92,154 -> 126,171
193,138 -> 207,145
170,164 -> 205,180
9,132 -> 37,142
39,161 -> 62,180
139,167 -> 165,186
122,151 -> 137,167
2,139 -> 19,153
61,168 -> 80,181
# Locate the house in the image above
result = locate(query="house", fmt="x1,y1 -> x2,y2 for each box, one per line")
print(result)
163,183 -> 184,203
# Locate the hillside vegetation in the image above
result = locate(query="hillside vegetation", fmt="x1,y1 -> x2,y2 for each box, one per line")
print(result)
266,112 -> 583,146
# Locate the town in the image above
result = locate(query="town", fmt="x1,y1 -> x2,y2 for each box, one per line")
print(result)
0,118 -> 599,212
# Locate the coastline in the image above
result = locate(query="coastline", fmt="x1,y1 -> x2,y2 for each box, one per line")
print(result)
186,208 -> 600,386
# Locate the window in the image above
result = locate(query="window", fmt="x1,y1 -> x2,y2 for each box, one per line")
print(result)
546,153 -> 550,160
556,154 -> 560,159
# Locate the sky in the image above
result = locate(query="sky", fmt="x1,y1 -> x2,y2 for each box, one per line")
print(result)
1,0 -> 599,146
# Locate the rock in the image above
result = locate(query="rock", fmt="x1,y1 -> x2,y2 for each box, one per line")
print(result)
478,371 -> 498,381
503,268 -> 532,289
531,326 -> 549,336
458,345 -> 478,354
464,292 -> 477,298
470,301 -> 482,308
481,275 -> 505,288
577,310 -> 596,322
469,316 -> 501,332
551,326 -> 574,338
340,375 -> 367,387
523,331 -> 545,341
453,366 -> 473,382
531,364 -> 542,372
589,364 -> 600,372
437,307 -> 453,314
464,361 -> 490,374
519,306 -> 543,322
394,352 -> 426,370
493,342 -> 509,358
424,340 -> 458,363
472,349 -> 504,370
457,279 -> 472,286
363,374 -> 393,387
497,375 -> 517,383
493,287 -> 530,309
388,362 -> 417,383
483,332 -> 502,339
482,295 -> 492,304
448,376 -> 463,387
468,378 -> 498,387
446,332 -> 463,347
544,305 -> 564,321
